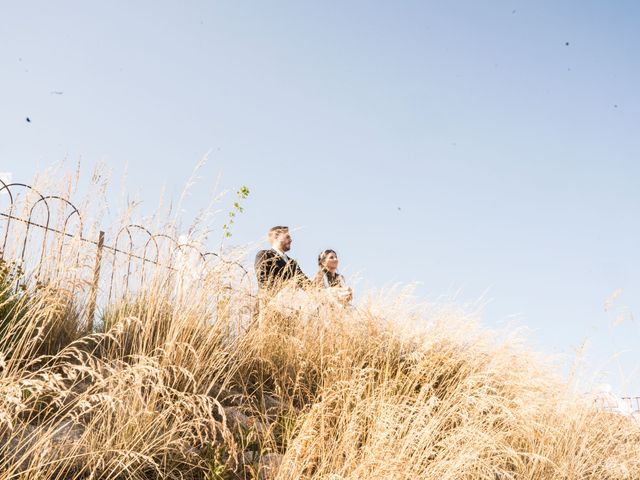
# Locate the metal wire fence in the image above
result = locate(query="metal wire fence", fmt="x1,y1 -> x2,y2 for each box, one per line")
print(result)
0,179 -> 251,330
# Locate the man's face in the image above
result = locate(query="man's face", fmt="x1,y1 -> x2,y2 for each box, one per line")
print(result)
275,231 -> 292,252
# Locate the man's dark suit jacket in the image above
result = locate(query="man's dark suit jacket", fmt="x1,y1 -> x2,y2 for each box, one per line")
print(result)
255,249 -> 309,290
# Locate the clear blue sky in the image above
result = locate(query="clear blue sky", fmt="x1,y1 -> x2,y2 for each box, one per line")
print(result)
1,1 -> 639,394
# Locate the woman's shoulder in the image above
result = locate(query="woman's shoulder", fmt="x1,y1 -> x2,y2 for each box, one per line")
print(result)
312,270 -> 326,286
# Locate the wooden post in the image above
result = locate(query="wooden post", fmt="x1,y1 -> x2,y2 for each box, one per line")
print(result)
87,230 -> 105,333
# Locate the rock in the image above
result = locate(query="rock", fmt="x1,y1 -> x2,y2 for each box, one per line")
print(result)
224,406 -> 251,430
52,420 -> 84,444
0,421 -> 84,473
223,406 -> 269,436
259,453 -> 283,480
262,394 -> 286,413
242,450 -> 260,465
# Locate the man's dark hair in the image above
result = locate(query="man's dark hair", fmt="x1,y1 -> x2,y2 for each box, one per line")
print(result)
268,226 -> 289,237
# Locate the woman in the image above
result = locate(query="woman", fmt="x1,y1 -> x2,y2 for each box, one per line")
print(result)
314,249 -> 353,305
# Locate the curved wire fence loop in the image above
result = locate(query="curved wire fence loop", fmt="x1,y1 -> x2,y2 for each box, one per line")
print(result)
109,225 -> 134,302
39,195 -> 84,273
148,233 -> 179,269
17,185 -> 51,268
145,233 -> 180,293
108,224 -> 155,301
175,242 -> 207,262
141,235 -> 161,265
0,180 -> 15,258
61,209 -> 84,277
203,251 -> 251,288
139,231 -> 160,285
0,180 -> 15,203
172,242 -> 209,296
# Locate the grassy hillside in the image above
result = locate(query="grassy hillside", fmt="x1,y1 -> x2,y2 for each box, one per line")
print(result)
0,261 -> 638,479
0,178 -> 638,479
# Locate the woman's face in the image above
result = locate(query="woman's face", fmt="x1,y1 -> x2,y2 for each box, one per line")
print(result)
323,251 -> 339,272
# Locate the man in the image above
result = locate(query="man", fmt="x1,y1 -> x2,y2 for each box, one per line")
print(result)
255,226 -> 309,291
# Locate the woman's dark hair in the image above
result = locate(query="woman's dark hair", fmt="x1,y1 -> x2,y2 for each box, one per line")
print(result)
318,249 -> 337,267
314,249 -> 342,288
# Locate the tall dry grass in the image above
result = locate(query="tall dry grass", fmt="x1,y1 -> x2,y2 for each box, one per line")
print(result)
0,171 -> 638,479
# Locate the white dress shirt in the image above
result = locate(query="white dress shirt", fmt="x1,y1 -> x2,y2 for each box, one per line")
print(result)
271,246 -> 289,262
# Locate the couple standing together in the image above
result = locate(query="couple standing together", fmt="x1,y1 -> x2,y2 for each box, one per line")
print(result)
255,226 -> 353,305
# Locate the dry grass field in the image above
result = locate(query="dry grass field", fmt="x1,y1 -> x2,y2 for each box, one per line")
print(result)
0,174 -> 638,479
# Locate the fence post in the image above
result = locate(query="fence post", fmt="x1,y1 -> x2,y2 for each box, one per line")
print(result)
87,230 -> 105,333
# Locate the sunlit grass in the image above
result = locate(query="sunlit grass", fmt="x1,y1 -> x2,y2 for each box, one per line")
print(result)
0,171 -> 638,479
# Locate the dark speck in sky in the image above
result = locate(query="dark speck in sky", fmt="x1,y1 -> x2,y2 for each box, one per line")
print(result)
512,9 -> 516,14
565,42 -> 570,46
50,91 -> 63,95
25,117 -> 31,123
614,104 -> 618,108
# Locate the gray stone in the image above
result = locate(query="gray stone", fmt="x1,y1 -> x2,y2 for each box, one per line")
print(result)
224,406 -> 269,436
259,453 -> 284,480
